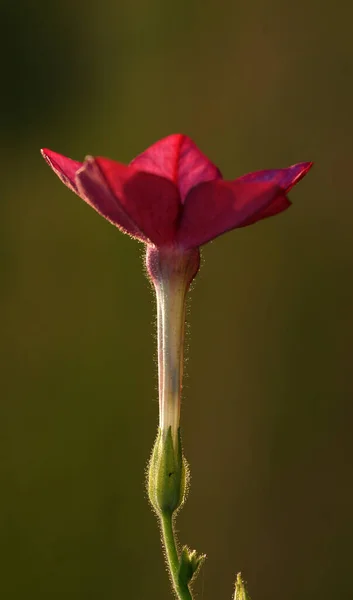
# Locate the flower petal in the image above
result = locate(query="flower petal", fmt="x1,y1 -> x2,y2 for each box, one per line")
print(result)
41,149 -> 82,194
76,157 -> 181,246
74,157 -> 147,241
239,162 -> 313,193
239,194 -> 291,227
130,134 -> 222,202
177,179 -> 284,248
236,162 -> 313,227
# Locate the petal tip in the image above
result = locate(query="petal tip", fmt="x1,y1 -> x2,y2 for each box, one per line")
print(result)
286,160 -> 313,191
40,148 -> 52,161
297,160 -> 314,173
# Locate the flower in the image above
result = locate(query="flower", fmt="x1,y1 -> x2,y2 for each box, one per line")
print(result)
41,135 -> 312,446
41,136 -> 313,599
41,134 -> 312,250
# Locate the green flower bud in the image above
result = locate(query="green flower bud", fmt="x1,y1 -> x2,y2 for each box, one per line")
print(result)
234,573 -> 251,600
148,427 -> 188,516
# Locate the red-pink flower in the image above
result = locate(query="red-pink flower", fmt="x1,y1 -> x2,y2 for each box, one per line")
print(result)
41,134 -> 313,468
41,134 -> 312,250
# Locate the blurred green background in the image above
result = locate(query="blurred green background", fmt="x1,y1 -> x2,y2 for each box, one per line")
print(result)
1,0 -> 352,598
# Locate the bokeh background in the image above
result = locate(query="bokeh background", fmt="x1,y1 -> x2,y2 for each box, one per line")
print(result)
1,0 -> 353,598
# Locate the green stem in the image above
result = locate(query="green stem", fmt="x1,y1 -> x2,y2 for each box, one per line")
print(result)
160,513 -> 193,600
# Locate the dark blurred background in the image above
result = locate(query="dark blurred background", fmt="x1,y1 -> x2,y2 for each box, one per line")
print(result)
1,0 -> 352,598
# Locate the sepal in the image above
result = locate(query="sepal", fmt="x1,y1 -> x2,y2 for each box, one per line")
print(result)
178,546 -> 206,587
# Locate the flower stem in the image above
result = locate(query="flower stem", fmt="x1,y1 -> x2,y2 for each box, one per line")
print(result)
146,245 -> 200,599
160,512 -> 193,600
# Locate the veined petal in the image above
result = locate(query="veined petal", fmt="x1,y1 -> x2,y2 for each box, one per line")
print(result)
177,179 -> 284,248
130,134 -> 222,202
239,162 -> 313,193
77,157 -> 181,246
41,149 -> 82,194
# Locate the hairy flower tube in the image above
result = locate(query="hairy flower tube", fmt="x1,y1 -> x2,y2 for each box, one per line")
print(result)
41,134 -> 312,600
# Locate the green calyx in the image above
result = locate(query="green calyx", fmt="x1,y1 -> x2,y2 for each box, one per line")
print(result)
148,427 -> 188,516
